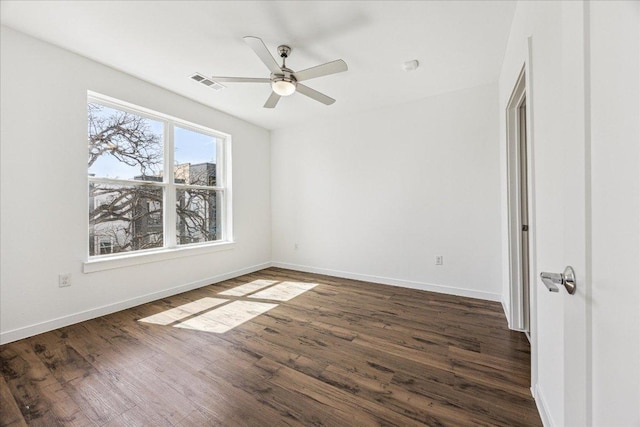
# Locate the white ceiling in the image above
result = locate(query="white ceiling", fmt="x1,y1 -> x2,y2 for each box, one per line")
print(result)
0,1 -> 516,130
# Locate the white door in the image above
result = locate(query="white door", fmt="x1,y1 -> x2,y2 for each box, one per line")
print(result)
532,2 -> 590,425
558,2 -> 589,423
507,1 -> 638,425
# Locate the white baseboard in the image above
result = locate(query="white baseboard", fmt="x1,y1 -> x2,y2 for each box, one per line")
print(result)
272,261 -> 502,302
0,262 -> 271,345
533,383 -> 554,427
2,261 -> 504,344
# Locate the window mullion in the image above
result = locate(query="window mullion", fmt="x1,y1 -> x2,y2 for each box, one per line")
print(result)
223,136 -> 232,242
217,136 -> 226,241
164,122 -> 177,248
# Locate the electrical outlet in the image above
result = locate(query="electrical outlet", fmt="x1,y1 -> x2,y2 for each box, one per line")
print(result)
435,256 -> 443,266
59,273 -> 71,287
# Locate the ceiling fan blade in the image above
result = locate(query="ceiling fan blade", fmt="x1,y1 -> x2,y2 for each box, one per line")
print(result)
294,59 -> 348,82
243,36 -> 282,74
264,92 -> 281,109
296,84 -> 336,105
209,76 -> 270,83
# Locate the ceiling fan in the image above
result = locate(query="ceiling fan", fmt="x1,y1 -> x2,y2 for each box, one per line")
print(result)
211,36 -> 348,108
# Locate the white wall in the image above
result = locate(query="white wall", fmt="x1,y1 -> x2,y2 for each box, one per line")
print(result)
0,27 -> 272,344
499,1 -> 640,426
271,83 -> 502,301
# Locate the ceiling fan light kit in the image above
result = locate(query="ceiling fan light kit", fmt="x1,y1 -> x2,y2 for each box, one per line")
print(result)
209,36 -> 348,108
272,79 -> 296,96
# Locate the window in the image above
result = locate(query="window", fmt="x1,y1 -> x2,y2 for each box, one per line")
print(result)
99,239 -> 114,255
88,94 -> 230,258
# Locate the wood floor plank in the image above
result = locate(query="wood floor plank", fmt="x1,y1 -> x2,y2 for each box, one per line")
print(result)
35,382 -> 97,427
101,406 -> 164,427
0,375 -> 27,427
0,341 -> 90,427
0,341 -> 58,390
0,267 -> 542,426
100,362 -> 202,425
60,372 -> 135,425
144,352 -> 306,426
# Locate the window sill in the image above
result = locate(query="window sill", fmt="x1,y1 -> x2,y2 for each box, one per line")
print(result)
83,241 -> 236,273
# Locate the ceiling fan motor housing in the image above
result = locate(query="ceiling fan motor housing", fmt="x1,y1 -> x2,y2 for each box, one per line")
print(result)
271,68 -> 296,84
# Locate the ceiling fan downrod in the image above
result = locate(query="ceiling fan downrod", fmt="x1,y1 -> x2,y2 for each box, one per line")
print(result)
277,45 -> 291,68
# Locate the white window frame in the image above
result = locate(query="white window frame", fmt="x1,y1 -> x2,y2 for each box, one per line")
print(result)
84,92 -> 234,273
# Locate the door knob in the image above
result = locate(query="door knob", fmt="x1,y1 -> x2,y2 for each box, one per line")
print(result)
540,266 -> 576,295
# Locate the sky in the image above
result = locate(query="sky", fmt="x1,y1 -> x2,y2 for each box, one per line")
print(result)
88,103 -> 217,181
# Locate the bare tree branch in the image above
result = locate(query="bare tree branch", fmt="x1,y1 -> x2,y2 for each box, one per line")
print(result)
88,103 -> 162,175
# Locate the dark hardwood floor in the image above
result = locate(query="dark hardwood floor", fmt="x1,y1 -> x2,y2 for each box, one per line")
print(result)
0,268 -> 541,426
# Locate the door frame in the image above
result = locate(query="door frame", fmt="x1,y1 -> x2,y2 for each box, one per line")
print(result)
505,38 -> 539,402
506,66 -> 530,333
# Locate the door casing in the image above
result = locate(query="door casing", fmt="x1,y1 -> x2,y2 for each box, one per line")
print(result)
506,65 -> 536,336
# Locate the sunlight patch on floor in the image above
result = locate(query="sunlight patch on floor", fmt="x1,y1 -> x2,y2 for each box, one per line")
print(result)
248,281 -> 318,301
139,297 -> 228,326
174,300 -> 277,333
138,279 -> 318,333
218,279 -> 278,296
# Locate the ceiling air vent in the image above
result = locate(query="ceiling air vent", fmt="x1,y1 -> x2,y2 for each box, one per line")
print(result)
190,73 -> 225,91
